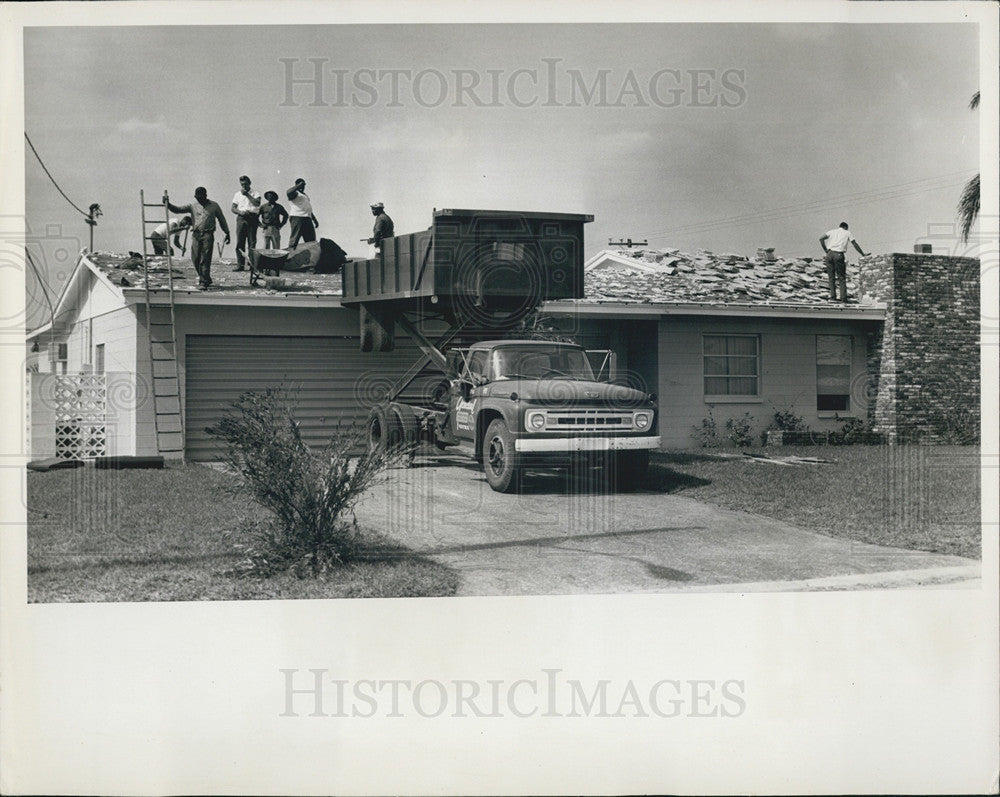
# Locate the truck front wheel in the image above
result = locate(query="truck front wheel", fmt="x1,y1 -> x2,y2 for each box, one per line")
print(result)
483,418 -> 521,493
611,450 -> 649,492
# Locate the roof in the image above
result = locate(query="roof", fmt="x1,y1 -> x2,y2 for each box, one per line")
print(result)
85,251 -> 345,299
581,248 -> 883,310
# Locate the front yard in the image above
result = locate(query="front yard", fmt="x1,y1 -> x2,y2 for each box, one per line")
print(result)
24,444 -> 982,602
650,445 -> 981,560
26,464 -> 459,602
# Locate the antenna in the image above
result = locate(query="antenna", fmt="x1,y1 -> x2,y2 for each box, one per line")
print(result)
608,237 -> 648,249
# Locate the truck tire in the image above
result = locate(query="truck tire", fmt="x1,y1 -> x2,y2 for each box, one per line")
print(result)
483,418 -> 521,493
611,450 -> 649,492
367,404 -> 393,454
389,403 -> 418,463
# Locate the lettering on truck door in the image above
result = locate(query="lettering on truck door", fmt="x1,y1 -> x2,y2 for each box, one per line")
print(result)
454,349 -> 488,440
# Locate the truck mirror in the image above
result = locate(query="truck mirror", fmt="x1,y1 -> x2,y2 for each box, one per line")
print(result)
460,380 -> 472,401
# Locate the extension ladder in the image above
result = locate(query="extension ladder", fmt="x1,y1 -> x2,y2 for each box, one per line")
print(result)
139,190 -> 185,460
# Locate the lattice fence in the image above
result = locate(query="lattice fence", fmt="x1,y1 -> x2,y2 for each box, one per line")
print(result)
54,374 -> 107,460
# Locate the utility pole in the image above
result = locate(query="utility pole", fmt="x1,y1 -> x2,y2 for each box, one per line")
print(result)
608,237 -> 648,249
85,203 -> 102,252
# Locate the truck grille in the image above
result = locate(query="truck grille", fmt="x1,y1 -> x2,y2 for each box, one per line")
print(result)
543,410 -> 633,431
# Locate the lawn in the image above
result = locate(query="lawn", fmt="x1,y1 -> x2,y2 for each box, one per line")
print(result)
649,445 -> 982,560
26,464 -> 459,602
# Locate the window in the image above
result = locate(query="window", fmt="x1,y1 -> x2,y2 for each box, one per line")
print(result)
817,335 -> 852,412
95,343 -> 105,374
704,335 -> 759,397
57,343 -> 68,361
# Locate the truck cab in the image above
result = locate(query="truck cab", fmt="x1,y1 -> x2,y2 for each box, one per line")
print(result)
442,340 -> 660,492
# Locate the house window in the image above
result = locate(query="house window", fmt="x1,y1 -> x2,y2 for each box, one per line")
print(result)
817,335 -> 852,412
57,343 -> 68,361
704,335 -> 759,397
95,344 -> 105,374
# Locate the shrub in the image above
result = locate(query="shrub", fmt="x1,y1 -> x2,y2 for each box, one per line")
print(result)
693,408 -> 720,448
769,407 -> 809,433
725,412 -> 757,448
209,387 -> 396,577
829,415 -> 883,445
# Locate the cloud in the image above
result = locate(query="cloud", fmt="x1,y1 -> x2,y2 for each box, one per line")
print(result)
115,117 -> 170,135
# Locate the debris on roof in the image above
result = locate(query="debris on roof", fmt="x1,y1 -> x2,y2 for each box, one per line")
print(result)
86,252 -> 344,295
583,248 -> 871,307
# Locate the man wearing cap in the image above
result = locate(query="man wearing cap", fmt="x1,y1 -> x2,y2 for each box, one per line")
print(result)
820,222 -> 870,302
259,191 -> 289,249
231,175 -> 262,272
286,178 -> 319,249
367,202 -> 394,250
167,187 -> 231,290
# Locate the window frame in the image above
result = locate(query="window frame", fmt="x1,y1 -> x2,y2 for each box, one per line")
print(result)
702,333 -> 762,402
816,334 -> 854,417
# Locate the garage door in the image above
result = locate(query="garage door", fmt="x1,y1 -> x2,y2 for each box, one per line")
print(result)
184,335 -> 437,461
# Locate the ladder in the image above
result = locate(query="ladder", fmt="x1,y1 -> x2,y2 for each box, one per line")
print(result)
140,190 -> 185,461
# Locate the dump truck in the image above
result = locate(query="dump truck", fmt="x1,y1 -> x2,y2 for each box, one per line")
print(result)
342,208 -> 660,492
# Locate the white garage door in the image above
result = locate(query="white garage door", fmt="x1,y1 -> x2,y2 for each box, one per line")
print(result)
184,334 -> 435,461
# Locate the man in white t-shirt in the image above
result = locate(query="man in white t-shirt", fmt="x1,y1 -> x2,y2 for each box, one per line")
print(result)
286,177 -> 319,249
231,175 -> 262,272
820,222 -> 870,302
150,215 -> 191,256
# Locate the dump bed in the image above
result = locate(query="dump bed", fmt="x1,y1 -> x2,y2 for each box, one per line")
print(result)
342,209 -> 592,312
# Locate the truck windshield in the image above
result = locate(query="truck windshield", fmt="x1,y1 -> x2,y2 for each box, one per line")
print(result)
490,346 -> 595,381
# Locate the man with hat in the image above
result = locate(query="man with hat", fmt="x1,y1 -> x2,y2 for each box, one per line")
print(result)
367,202 -> 394,251
231,175 -> 262,272
259,191 -> 289,250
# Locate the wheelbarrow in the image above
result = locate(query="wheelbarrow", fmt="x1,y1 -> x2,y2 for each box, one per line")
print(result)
248,247 -> 289,286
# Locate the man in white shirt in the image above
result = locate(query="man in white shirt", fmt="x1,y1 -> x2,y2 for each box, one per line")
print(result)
286,177 -> 319,249
820,222 -> 870,302
231,175 -> 262,272
150,215 -> 191,256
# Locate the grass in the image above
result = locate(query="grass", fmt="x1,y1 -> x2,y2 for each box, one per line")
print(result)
26,464 -> 459,603
649,445 -> 981,560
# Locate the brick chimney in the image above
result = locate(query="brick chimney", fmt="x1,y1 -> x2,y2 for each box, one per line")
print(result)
857,253 -> 980,443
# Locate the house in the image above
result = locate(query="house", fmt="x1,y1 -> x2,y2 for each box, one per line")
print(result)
24,243 -> 980,461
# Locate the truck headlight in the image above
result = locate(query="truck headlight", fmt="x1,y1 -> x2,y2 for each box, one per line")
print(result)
526,411 -> 546,431
634,412 -> 651,430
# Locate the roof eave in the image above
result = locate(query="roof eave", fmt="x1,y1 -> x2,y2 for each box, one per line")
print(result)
544,299 -> 886,321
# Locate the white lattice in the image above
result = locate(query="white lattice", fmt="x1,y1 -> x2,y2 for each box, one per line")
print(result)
54,374 -> 107,460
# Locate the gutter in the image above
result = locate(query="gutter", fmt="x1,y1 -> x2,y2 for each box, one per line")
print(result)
543,299 -> 886,321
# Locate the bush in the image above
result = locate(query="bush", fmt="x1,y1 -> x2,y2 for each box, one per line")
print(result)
209,387 -> 396,577
725,412 -> 757,448
770,407 -> 809,433
829,415 -> 883,445
693,408 -> 720,448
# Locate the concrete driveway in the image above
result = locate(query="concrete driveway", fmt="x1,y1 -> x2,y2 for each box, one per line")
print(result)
354,454 -> 980,595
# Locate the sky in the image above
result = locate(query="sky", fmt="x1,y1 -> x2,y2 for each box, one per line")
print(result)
21,22 -> 981,329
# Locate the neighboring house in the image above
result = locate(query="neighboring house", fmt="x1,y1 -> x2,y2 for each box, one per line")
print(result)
24,244 -> 980,461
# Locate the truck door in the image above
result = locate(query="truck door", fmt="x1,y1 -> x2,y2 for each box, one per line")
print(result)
452,349 -> 487,440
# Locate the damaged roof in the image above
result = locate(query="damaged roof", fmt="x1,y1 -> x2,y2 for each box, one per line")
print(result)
582,248 -> 878,308
86,251 -> 344,297
79,246 -> 882,313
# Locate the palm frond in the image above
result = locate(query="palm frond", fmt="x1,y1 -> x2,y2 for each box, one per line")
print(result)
958,173 -> 980,242
970,91 -> 980,110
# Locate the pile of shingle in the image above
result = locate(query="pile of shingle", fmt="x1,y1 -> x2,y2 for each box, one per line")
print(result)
583,248 -> 863,306
87,252 -> 344,295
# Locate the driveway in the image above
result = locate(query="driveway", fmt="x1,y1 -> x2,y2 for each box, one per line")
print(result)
354,454 -> 981,595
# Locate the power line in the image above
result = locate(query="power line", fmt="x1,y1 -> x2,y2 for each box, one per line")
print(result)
639,170 -> 975,243
24,132 -> 90,218
25,249 -> 56,330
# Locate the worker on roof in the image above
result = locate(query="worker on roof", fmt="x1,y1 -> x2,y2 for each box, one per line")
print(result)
231,175 -> 262,273
259,191 -> 289,250
286,178 -> 319,249
367,202 -> 394,251
820,222 -> 870,302
150,215 -> 191,256
166,187 -> 231,291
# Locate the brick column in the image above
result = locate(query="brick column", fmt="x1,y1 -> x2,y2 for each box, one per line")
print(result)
857,253 -> 980,443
